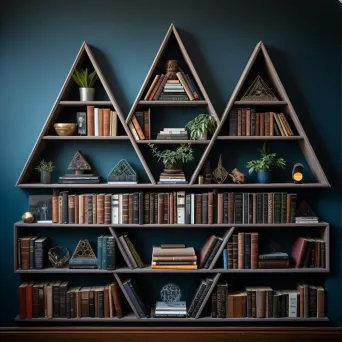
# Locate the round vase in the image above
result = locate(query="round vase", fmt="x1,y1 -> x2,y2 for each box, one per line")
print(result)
41,171 -> 52,184
79,88 -> 95,101
256,170 -> 271,184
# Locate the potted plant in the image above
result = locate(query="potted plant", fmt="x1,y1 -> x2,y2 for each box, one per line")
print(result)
35,160 -> 55,184
186,114 -> 217,140
246,143 -> 286,184
148,143 -> 194,173
72,68 -> 98,101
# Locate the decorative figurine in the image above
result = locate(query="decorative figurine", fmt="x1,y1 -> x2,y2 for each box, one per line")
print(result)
165,60 -> 179,80
107,159 -> 138,184
22,212 -> 34,223
68,151 -> 91,175
292,163 -> 304,183
48,245 -> 70,268
241,75 -> 278,101
71,239 -> 96,259
229,168 -> 246,184
160,283 -> 182,304
212,154 -> 228,184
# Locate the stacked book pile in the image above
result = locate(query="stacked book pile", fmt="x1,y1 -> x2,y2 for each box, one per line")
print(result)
291,237 -> 326,268
295,216 -> 319,224
154,301 -> 187,318
58,174 -> 101,184
128,110 -> 151,140
152,244 -> 197,270
295,200 -> 319,224
158,172 -> 187,185
18,281 -> 122,319
156,128 -> 188,140
210,284 -> 325,318
86,106 -> 118,136
229,108 -> 294,136
258,252 -> 289,269
144,71 -> 202,101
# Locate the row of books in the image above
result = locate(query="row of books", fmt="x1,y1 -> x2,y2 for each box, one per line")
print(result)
228,109 -> 294,136
292,237 -> 326,268
156,128 -> 188,140
144,71 -> 202,101
128,110 -> 151,140
18,281 -> 122,319
210,284 -> 325,318
86,106 -> 118,136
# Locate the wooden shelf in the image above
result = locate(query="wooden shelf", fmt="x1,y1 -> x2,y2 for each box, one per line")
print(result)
15,268 -> 113,274
43,136 -> 130,140
17,183 -> 330,189
233,101 -> 288,106
15,315 -> 328,323
136,140 -> 210,144
59,101 -> 113,106
216,136 -> 303,140
138,100 -> 208,106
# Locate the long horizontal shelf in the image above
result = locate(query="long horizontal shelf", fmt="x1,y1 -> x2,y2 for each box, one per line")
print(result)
138,100 -> 208,106
43,136 -> 130,140
216,136 -> 303,140
234,101 -> 288,106
15,266 -> 329,274
15,314 -> 328,323
136,140 -> 210,144
17,183 -> 329,189
59,101 -> 113,106
15,221 -> 328,228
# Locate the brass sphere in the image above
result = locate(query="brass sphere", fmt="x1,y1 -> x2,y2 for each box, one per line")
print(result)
22,212 -> 34,223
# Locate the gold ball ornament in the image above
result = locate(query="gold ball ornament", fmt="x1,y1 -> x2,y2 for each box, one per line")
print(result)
22,212 -> 34,223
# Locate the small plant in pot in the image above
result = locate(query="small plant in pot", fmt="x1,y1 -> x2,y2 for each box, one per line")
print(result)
186,114 -> 217,140
148,143 -> 194,173
72,68 -> 98,101
35,160 -> 55,184
246,143 -> 286,184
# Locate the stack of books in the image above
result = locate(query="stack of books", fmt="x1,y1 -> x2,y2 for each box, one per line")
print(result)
152,244 -> 197,270
154,301 -> 187,318
295,200 -> 319,224
156,128 -> 188,140
85,106 -> 118,136
158,172 -> 187,185
128,110 -> 151,140
58,174 -> 101,184
159,80 -> 189,101
258,252 -> 289,269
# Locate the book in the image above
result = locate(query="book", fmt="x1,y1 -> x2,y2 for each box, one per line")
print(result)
87,106 -> 95,136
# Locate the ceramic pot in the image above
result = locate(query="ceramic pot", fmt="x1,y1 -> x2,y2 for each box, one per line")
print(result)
257,170 -> 271,184
79,87 -> 95,101
199,131 -> 208,140
41,171 -> 52,184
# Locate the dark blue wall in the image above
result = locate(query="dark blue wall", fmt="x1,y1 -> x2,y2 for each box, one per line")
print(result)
1,0 -> 342,327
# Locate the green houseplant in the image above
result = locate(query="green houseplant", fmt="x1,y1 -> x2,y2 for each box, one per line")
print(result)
72,68 -> 98,101
246,143 -> 286,183
186,114 -> 217,140
35,160 -> 55,184
148,143 -> 194,172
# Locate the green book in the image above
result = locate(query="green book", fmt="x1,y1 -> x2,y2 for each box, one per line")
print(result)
101,235 -> 108,270
124,235 -> 144,268
97,234 -> 104,269
106,236 -> 116,270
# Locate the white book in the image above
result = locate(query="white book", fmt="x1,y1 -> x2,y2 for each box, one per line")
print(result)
107,181 -> 138,184
111,111 -> 118,136
119,194 -> 123,224
162,128 -> 186,132
155,310 -> 187,315
128,121 -> 139,140
191,193 -> 195,224
112,194 -> 119,224
163,89 -> 186,92
288,291 -> 298,317
177,191 -> 185,224
94,108 -> 99,136
277,113 -> 289,136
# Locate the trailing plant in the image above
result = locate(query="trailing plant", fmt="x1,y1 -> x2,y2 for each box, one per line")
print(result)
246,143 -> 286,174
35,160 -> 55,173
148,143 -> 194,170
72,68 -> 98,88
186,114 -> 217,140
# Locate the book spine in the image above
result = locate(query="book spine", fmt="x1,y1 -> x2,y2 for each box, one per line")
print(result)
204,239 -> 223,269
195,194 -> 202,224
29,238 -> 35,269
81,290 -> 89,317
87,195 -> 93,224
229,109 -> 238,136
228,192 -> 234,224
309,287 -> 317,317
267,193 -> 273,224
234,193 -> 243,224
267,290 -> 273,318
237,109 -> 242,136
256,291 -> 266,318
241,109 -> 246,136
251,233 -> 259,269
68,195 -> 75,224
273,193 -> 282,224
211,288 -> 217,318
251,109 -> 256,135
246,108 -> 251,136
34,241 -> 44,269
208,192 -> 214,224
17,238 -> 21,269
21,239 -> 30,270
223,192 -> 228,224
163,193 -> 169,224
59,286 -> 67,318
188,282 -> 207,317
217,285 -> 227,318
19,285 -> 27,319
87,106 -> 95,136
144,193 -> 150,224
97,235 -> 102,269
62,191 -> 68,224
185,194 -> 191,224
202,193 -> 208,224
53,285 -> 60,318
128,194 -> 133,224
246,290 -> 252,318
123,282 -> 146,318
227,242 -> 233,269
238,232 -> 245,269
157,193 -> 164,224
112,283 -> 123,318
232,234 -> 238,269
260,113 -> 265,136
149,193 -> 154,224
124,235 -> 144,268
217,193 -> 223,224
106,237 -> 116,270
133,192 -> 139,224
223,249 -> 228,270
177,191 -> 185,224
154,193 -> 158,224
101,235 -> 108,270
191,280 -> 213,318
244,233 -> 251,269
52,190 -> 59,223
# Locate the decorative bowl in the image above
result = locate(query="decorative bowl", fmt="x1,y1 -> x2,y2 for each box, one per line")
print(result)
54,123 -> 77,136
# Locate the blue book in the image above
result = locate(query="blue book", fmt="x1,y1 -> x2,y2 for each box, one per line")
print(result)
223,249 -> 228,270
123,280 -> 146,318
97,234 -> 103,269
101,235 -> 108,270
185,194 -> 191,224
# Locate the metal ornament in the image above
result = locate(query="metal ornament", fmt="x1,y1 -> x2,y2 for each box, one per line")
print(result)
68,151 -> 91,174
241,75 -> 278,101
108,159 -> 137,183
160,283 -> 182,304
165,60 -> 179,80
212,154 -> 228,184
71,239 -> 96,259
22,212 -> 34,223
48,245 -> 70,268
229,168 -> 246,184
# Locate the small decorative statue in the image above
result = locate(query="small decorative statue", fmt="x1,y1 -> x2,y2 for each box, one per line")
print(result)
229,168 -> 246,184
165,60 -> 179,80
48,245 -> 70,268
212,154 -> 228,184
22,212 -> 34,223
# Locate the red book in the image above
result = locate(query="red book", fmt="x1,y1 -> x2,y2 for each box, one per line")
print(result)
259,113 -> 265,136
18,283 -> 27,319
26,282 -> 34,319
291,237 -> 308,268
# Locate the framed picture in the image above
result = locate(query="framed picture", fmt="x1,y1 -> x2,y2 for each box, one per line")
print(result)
76,112 -> 87,135
29,195 -> 52,223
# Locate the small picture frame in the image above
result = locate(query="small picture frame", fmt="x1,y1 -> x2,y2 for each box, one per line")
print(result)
76,112 -> 87,135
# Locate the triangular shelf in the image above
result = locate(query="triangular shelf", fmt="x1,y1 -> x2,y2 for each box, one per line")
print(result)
126,24 -> 220,184
190,41 -> 330,187
16,42 -> 155,186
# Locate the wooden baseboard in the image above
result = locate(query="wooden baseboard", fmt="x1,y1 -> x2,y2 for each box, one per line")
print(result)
0,327 -> 341,342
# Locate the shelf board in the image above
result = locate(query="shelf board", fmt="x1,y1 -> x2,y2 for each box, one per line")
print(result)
16,268 -> 113,274
216,136 -> 303,140
233,101 -> 288,106
136,140 -> 210,144
138,100 -> 208,106
15,315 -> 328,323
59,101 -> 113,106
15,221 -> 328,228
17,183 -> 330,189
43,136 -> 130,140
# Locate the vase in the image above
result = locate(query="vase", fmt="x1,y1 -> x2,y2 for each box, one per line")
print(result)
41,171 -> 52,184
79,88 -> 95,101
256,170 -> 271,184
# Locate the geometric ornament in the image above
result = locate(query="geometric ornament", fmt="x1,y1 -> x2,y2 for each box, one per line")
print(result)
212,154 -> 228,184
296,199 -> 318,218
241,75 -> 278,101
71,239 -> 96,259
107,159 -> 137,183
68,151 -> 91,171
160,283 -> 182,304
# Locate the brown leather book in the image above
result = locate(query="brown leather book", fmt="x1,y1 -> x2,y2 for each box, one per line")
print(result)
163,193 -> 169,224
227,291 -> 247,318
103,108 -> 111,136
279,113 -> 293,136
267,193 -> 273,224
256,290 -> 266,318
255,114 -> 260,136
237,109 -> 242,136
26,282 -> 34,319
74,195 -> 79,224
153,255 -> 197,261
143,111 -> 150,139
75,288 -> 81,318
128,194 -> 133,224
217,193 -> 223,224
98,109 -> 104,136
20,237 -> 31,270
316,286 -> 325,318
252,193 -> 257,224
228,192 -> 234,224
157,193 -> 164,224
92,194 -> 97,224
265,112 -> 270,136
79,195 -> 84,224
227,242 -> 233,269
258,260 -> 289,269
104,194 -> 112,225
18,283 -> 27,319
131,115 -> 145,140
260,113 -> 265,136
173,191 -> 177,224
52,190 -> 59,223
121,194 -> 128,224
80,287 -> 90,317
108,284 -> 114,318
291,237 -> 308,268
84,195 -> 89,224
232,234 -> 238,269
96,194 -> 104,224
315,240 -> 320,268
199,235 -> 217,268
68,195 -> 75,224
103,286 -> 109,318
111,283 -> 122,318
58,195 -> 63,223
250,233 -> 259,269
195,194 -> 202,224
246,108 -> 251,136
241,109 -> 246,136
208,192 -> 214,224
87,106 -> 95,136
176,72 -> 194,100
161,244 -> 185,249
149,74 -> 164,100
269,112 -> 274,136
144,75 -> 160,100
238,232 -> 245,269
153,74 -> 168,100
169,193 -> 174,224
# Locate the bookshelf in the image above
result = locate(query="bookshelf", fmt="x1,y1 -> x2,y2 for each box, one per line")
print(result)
14,24 -> 330,324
